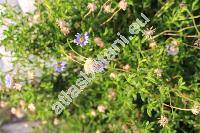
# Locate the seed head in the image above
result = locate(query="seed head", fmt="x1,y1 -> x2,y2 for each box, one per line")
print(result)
56,19 -> 70,36
158,115 -> 169,127
191,104 -> 200,115
94,37 -> 105,48
103,4 -> 112,13
87,3 -> 97,12
119,0 -> 128,11
97,105 -> 106,113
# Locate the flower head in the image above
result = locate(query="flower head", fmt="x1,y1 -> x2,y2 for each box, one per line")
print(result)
84,58 -> 95,74
191,104 -> 200,115
5,74 -> 12,88
54,61 -> 66,73
53,118 -> 60,125
13,83 -> 22,91
110,72 -> 117,79
94,37 -> 105,48
87,3 -> 97,12
0,101 -> 8,108
119,0 -> 128,11
74,32 -> 89,47
194,39 -> 200,47
27,71 -> 35,80
56,19 -> 70,36
28,103 -> 36,112
97,105 -> 106,113
0,5 -> 6,14
103,4 -> 112,13
122,64 -> 131,71
84,58 -> 105,74
166,43 -> 179,56
0,25 -> 8,41
91,110 -> 97,117
149,40 -> 157,49
158,115 -> 169,127
154,68 -> 163,77
108,88 -> 116,99
144,26 -> 156,39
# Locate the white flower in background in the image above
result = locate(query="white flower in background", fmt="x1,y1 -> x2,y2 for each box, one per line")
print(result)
91,110 -> 97,117
27,71 -> 35,80
17,0 -> 36,13
11,107 -> 25,118
0,0 -> 19,7
0,5 -> 6,14
19,100 -> 26,109
0,101 -> 8,108
28,103 -> 36,112
97,105 -> 106,113
108,88 -> 116,99
0,46 -> 14,73
0,25 -> 8,41
13,83 -> 22,91
3,18 -> 16,26
154,68 -> 163,77
110,72 -> 117,79
53,118 -> 60,125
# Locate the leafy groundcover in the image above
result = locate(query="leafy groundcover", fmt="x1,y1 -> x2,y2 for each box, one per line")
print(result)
0,0 -> 200,132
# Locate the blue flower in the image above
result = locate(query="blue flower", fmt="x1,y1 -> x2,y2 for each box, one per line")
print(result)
74,32 -> 89,46
5,74 -> 12,88
54,62 -> 66,73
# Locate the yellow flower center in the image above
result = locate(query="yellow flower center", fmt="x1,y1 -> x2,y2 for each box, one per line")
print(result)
79,37 -> 85,43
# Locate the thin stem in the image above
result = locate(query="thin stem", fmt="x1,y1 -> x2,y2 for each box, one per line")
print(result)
84,10 -> 92,18
153,25 -> 200,39
101,8 -> 120,26
107,67 -> 131,73
179,24 -> 200,32
173,91 -> 197,103
186,9 -> 200,35
163,33 -> 198,38
182,43 -> 200,50
60,46 -> 84,65
178,15 -> 200,21
68,42 -> 87,60
163,103 -> 192,111
97,0 -> 110,17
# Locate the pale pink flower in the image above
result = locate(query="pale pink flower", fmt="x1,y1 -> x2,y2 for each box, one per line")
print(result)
87,3 -> 97,12
91,110 -> 97,117
97,105 -> 106,113
28,103 -> 36,112
119,0 -> 128,11
103,4 -> 112,13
